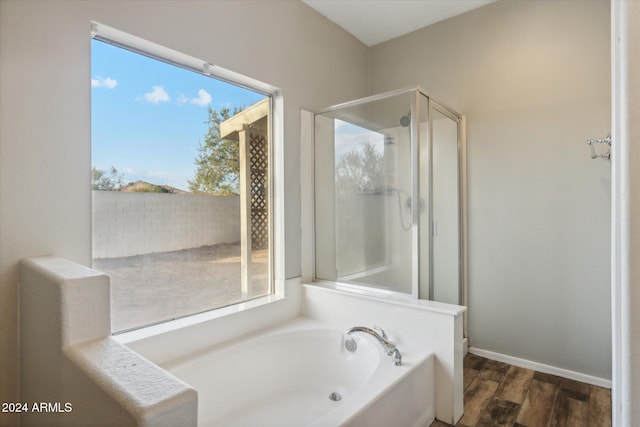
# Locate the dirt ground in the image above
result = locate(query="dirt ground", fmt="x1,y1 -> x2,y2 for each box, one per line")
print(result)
93,243 -> 269,332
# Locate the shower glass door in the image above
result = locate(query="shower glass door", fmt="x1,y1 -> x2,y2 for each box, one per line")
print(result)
429,105 -> 461,304
314,87 -> 463,303
315,91 -> 414,295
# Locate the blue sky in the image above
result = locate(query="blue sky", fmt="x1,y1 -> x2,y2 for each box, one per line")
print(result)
91,39 -> 266,191
334,119 -> 385,159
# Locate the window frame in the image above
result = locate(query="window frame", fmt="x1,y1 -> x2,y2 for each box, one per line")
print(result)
91,22 -> 285,330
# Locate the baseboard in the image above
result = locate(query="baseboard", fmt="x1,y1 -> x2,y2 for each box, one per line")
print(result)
468,347 -> 612,389
463,337 -> 469,355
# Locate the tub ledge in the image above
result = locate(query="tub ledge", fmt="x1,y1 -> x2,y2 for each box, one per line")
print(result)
20,256 -> 197,427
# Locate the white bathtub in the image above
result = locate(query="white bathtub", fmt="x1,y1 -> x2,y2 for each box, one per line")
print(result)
160,318 -> 435,427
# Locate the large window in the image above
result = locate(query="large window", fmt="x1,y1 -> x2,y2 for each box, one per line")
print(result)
91,24 -> 276,332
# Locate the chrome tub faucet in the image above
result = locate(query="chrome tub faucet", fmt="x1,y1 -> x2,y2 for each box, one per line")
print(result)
344,326 -> 402,366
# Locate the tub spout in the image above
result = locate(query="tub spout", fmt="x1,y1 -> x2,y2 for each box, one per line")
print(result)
345,326 -> 402,366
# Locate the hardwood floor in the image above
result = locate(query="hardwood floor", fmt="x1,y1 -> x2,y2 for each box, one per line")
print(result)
431,353 -> 611,427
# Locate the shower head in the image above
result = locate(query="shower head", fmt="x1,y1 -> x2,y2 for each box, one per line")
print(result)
399,113 -> 411,127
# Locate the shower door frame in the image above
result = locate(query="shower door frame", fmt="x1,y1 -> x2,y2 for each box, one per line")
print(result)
308,86 -> 466,306
426,98 -> 466,306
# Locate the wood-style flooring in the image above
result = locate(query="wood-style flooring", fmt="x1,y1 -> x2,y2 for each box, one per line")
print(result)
431,353 -> 611,427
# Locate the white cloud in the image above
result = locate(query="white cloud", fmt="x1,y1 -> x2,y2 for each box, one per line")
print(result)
144,86 -> 170,104
189,89 -> 212,107
177,89 -> 213,107
176,93 -> 189,105
91,76 -> 118,89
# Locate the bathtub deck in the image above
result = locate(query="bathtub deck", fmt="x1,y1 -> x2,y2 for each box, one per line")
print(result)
430,353 -> 611,427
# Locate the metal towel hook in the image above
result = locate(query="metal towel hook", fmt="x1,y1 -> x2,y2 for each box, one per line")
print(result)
586,132 -> 611,160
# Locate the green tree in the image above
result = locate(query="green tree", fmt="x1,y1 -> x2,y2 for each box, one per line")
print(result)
189,106 -> 243,195
92,166 -> 123,191
335,140 -> 384,198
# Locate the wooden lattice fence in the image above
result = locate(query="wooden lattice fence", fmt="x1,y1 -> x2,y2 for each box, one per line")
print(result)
249,130 -> 268,250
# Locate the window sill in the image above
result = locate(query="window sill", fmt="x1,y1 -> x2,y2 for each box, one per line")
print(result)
112,293 -> 287,346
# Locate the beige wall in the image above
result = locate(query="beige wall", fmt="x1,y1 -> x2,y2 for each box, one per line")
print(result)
370,0 -> 612,380
0,1 -> 368,423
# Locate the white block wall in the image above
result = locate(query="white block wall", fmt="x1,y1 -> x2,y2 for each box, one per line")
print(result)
92,191 -> 241,259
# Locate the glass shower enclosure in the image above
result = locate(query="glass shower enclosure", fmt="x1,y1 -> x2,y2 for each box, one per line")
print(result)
314,87 -> 464,305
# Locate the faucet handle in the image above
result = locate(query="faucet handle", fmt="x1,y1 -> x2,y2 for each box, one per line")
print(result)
391,348 -> 402,366
373,325 -> 388,340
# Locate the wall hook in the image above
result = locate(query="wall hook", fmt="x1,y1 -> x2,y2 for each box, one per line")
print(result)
586,132 -> 611,160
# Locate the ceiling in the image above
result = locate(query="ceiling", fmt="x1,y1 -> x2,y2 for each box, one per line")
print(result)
303,0 -> 495,47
